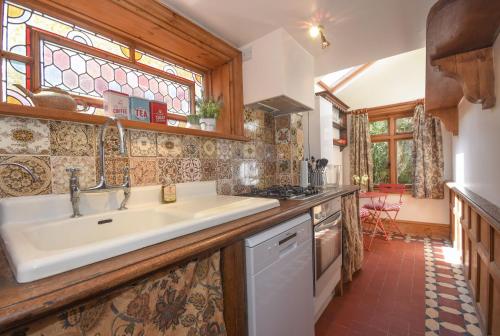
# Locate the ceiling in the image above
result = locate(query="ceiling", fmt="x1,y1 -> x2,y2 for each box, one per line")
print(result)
160,0 -> 436,76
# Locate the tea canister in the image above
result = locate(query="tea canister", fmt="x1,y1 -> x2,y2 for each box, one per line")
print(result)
103,90 -> 129,119
129,96 -> 150,123
150,101 -> 168,124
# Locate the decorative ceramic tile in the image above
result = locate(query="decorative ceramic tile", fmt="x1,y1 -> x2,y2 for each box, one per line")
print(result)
200,159 -> 217,181
216,139 -> 232,160
264,112 -> 274,128
0,156 -> 51,197
182,136 -> 200,158
216,179 -> 233,195
217,159 -> 232,179
254,109 -> 265,128
244,108 -> 255,124
157,134 -> 183,158
157,158 -> 182,184
243,143 -> 256,159
255,142 -> 265,160
275,115 -> 290,129
276,144 -> 291,160
129,130 -> 156,157
97,157 -> 130,185
278,160 -> 291,174
51,156 -> 96,194
129,157 -> 157,186
263,127 -> 274,144
96,126 -> 128,158
264,144 -> 276,161
200,138 -> 216,159
294,146 -> 304,161
275,128 -> 290,144
264,161 -> 276,177
50,121 -> 95,156
291,113 -> 303,129
278,174 -> 292,185
292,173 -> 300,186
232,160 -> 244,181
295,129 -> 304,147
0,117 -> 50,155
180,158 -> 201,182
232,141 -> 244,160
255,126 -> 264,140
244,124 -> 257,139
233,184 -> 250,194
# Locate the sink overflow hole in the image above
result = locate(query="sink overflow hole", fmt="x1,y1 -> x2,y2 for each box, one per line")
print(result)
98,218 -> 113,225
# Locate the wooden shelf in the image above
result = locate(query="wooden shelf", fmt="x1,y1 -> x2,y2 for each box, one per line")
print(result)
0,103 -> 250,141
332,121 -> 346,130
333,139 -> 347,151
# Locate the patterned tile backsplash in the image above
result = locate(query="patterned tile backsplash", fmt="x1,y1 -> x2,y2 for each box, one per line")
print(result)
0,109 -> 304,198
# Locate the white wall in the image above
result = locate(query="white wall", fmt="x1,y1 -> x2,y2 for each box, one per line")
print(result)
303,96 -> 343,184
452,36 -> 500,206
335,48 -> 452,224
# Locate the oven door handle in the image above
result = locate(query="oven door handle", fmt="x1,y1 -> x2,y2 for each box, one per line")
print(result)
314,212 -> 341,232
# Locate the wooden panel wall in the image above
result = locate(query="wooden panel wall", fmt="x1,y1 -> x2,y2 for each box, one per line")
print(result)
449,188 -> 500,335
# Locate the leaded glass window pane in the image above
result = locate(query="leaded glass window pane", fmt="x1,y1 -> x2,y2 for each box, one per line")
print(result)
40,40 -> 192,116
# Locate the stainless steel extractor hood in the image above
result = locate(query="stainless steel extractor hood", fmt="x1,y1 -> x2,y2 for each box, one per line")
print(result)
247,95 -> 313,114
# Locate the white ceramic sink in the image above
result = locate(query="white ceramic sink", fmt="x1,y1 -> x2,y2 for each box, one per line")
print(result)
0,182 -> 279,282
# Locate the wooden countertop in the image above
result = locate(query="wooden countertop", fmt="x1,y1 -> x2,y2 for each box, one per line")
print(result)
0,186 -> 359,330
446,182 -> 500,232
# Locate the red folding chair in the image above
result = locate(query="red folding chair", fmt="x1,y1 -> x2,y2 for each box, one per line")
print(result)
363,184 -> 405,235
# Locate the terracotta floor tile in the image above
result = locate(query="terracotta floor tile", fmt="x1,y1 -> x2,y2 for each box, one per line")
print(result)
314,235 -> 482,336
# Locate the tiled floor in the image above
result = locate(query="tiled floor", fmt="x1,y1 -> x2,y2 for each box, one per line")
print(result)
315,234 -> 482,336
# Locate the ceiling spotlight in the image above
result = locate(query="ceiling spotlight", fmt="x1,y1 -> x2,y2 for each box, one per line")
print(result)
308,24 -> 330,49
320,31 -> 331,49
308,25 -> 322,38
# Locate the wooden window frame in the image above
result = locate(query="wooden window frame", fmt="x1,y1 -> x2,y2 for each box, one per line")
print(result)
0,0 -> 246,140
363,99 -> 423,189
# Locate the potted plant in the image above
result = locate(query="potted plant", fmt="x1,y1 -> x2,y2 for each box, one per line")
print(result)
196,97 -> 222,131
186,114 -> 201,129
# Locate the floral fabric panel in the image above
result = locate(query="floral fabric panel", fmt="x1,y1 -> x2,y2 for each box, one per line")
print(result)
4,251 -> 226,336
349,113 -> 373,191
412,104 -> 444,199
341,193 -> 364,282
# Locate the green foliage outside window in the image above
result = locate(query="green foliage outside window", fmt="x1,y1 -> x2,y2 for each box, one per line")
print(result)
371,141 -> 389,184
396,117 -> 413,133
369,120 -> 388,135
397,139 -> 413,184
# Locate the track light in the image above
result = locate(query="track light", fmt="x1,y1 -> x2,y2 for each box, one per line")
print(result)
308,24 -> 330,49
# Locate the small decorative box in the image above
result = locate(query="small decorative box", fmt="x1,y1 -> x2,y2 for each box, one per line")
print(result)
129,97 -> 150,123
103,90 -> 129,119
150,101 -> 168,124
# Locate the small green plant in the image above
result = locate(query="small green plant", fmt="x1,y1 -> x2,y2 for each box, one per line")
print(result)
196,97 -> 222,119
186,114 -> 200,124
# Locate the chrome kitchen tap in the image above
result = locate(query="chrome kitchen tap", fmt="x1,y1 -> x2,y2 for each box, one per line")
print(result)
0,163 -> 37,181
67,117 -> 131,218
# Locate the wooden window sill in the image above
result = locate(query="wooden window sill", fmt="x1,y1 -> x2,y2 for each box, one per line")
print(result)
0,103 -> 250,141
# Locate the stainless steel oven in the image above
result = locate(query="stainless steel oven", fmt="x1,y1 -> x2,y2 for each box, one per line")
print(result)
312,197 -> 342,320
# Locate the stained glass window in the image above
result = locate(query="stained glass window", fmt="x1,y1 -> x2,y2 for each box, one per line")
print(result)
41,40 -> 193,115
1,0 -> 203,118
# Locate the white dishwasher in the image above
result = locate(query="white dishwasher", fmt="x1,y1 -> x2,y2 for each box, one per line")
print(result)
245,213 -> 314,336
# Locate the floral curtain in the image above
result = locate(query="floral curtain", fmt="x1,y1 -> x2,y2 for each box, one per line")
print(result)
412,104 -> 444,199
350,112 -> 373,190
4,252 -> 226,336
342,193 -> 364,282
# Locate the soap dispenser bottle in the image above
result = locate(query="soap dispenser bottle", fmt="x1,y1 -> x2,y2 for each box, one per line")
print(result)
161,177 -> 176,203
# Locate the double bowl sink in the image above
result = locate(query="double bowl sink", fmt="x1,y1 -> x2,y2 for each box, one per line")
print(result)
0,182 -> 279,283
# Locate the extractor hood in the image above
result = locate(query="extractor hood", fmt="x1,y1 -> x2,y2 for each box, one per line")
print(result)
241,28 -> 315,114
